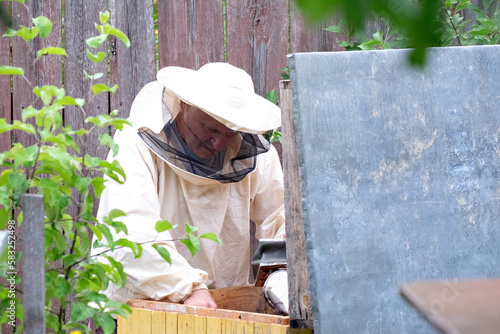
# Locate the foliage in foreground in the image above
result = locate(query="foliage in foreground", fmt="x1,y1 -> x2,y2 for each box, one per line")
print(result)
0,4 -> 220,334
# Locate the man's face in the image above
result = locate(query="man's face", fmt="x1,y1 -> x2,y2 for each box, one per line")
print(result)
176,102 -> 238,159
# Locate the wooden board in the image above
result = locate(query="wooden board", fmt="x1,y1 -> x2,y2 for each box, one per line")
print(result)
226,0 -> 288,97
157,0 -> 224,70
109,0 -> 156,123
400,279 -> 500,334
127,300 -> 289,326
208,285 -> 277,314
0,0 -> 11,156
279,80 -> 312,329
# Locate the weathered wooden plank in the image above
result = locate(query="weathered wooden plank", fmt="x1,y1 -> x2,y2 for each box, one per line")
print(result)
109,0 -> 156,122
0,0 -> 11,156
221,318 -> 238,334
279,81 -> 312,330
138,308 -> 152,333
166,312 -> 178,333
178,314 -> 195,334
209,285 -> 276,314
64,0 -> 108,160
289,1 -> 343,53
117,315 -> 131,334
127,299 -> 290,326
194,315 -> 207,334
157,0 -> 224,70
151,310 -> 166,334
237,320 -> 254,334
226,0 -> 288,97
206,317 -> 222,334
21,194 -> 45,334
254,323 -> 272,334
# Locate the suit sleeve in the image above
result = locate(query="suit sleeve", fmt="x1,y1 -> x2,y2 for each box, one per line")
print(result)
94,126 -> 208,303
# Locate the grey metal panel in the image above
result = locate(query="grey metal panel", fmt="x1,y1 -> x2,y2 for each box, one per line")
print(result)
288,46 -> 500,334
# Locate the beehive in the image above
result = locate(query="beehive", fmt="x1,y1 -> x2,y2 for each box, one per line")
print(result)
117,285 -> 313,334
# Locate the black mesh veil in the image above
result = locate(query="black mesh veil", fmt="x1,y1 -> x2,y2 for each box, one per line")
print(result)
137,119 -> 271,183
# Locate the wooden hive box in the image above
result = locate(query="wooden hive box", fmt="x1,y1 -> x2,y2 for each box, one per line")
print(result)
117,285 -> 313,334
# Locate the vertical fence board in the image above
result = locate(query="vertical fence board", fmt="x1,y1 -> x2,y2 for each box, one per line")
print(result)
21,194 -> 45,334
289,2 -> 343,53
226,0 -> 288,97
64,0 -> 108,161
109,0 -> 156,122
280,81 -> 313,329
0,1 -> 11,156
157,0 -> 224,70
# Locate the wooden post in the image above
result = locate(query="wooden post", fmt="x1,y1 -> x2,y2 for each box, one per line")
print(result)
21,194 -> 45,334
279,80 -> 313,329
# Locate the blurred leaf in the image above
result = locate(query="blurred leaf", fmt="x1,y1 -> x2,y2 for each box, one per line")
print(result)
152,244 -> 172,264
92,83 -> 119,95
86,34 -> 108,48
36,47 -> 67,59
100,10 -> 110,24
0,66 -> 25,76
32,16 -> 52,38
199,233 -> 222,245
86,49 -> 106,63
109,28 -> 131,47
155,220 -> 175,233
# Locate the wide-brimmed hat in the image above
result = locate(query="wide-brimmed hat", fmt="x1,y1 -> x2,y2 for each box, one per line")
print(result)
156,62 -> 281,134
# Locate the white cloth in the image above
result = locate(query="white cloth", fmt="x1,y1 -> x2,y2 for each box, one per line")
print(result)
93,81 -> 286,303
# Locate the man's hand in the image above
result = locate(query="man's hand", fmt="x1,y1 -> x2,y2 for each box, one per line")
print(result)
182,289 -> 218,308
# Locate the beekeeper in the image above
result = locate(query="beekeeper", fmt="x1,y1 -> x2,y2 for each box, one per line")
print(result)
94,63 -> 286,308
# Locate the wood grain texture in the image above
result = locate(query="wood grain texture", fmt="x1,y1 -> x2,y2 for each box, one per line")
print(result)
21,195 -> 45,334
64,0 -> 108,160
279,81 -> 312,329
166,312 -> 179,333
289,2 -> 343,53
151,310 -> 166,334
157,0 -> 224,70
109,0 -> 156,122
226,0 -> 288,97
209,285 -> 277,315
206,317 -> 222,334
127,299 -> 290,326
0,0 -> 11,156
178,313 -> 195,334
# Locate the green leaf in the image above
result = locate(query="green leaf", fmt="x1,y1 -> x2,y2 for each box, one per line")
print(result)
54,278 -> 71,299
71,302 -> 96,323
0,66 -> 24,76
32,16 -> 52,38
108,208 -> 126,220
155,220 -> 175,233
36,47 -> 67,59
152,244 -> 172,264
92,83 -> 119,95
115,239 -> 142,258
95,312 -> 117,334
86,34 -> 108,48
86,49 -> 106,63
84,70 -> 104,80
109,28 -> 131,48
199,233 -> 222,245
15,25 -> 39,42
54,96 -> 85,107
100,10 -> 110,24
180,237 -> 201,257
266,89 -> 277,105
21,106 -> 41,122
99,133 -> 119,157
91,177 -> 106,198
373,30 -> 384,43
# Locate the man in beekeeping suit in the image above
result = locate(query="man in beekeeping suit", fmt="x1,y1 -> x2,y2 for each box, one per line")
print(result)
94,62 -> 285,308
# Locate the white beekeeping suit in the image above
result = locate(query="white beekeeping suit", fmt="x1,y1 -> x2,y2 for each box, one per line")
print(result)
93,63 -> 286,304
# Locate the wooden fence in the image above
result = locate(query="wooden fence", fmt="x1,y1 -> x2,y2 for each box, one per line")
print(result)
0,0 -> 342,332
